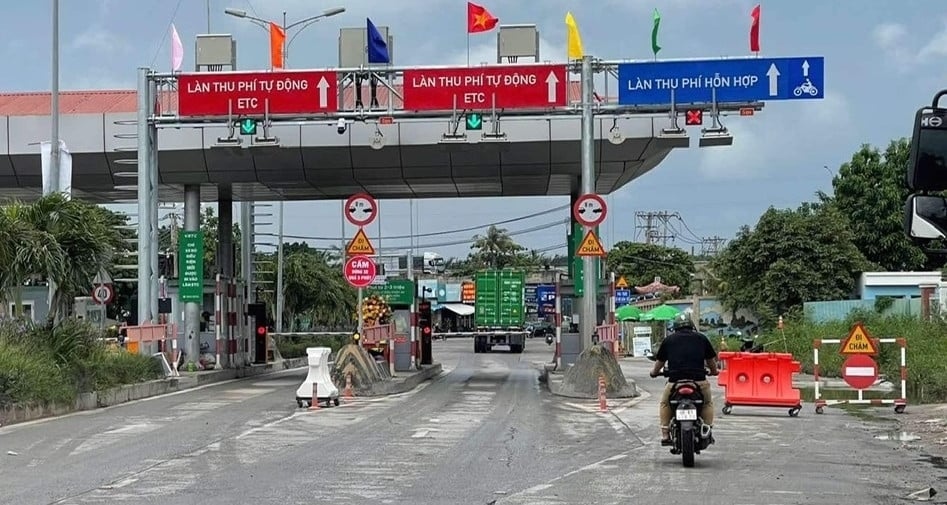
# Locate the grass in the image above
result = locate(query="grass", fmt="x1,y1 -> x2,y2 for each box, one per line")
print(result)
713,308 -> 947,404
0,318 -> 163,407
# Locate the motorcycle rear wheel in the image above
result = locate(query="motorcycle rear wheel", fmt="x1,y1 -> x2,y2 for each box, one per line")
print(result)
680,426 -> 696,467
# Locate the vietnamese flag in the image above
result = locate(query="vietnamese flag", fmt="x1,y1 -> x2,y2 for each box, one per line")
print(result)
468,2 -> 498,33
749,4 -> 761,52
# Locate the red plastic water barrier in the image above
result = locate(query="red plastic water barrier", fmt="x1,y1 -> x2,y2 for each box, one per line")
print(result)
595,323 -> 620,355
717,352 -> 802,414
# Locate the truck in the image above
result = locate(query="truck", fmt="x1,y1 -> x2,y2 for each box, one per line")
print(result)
473,269 -> 528,353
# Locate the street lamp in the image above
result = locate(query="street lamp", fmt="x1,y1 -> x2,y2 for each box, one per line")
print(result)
225,5 -> 345,334
223,6 -> 346,68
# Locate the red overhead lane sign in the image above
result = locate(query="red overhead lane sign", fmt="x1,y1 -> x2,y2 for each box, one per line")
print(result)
177,70 -> 338,117
402,64 -> 568,111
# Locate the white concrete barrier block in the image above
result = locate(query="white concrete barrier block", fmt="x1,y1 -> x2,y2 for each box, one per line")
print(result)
295,347 -> 339,399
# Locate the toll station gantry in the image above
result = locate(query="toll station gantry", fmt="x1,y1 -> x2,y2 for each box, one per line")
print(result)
0,24 -> 824,367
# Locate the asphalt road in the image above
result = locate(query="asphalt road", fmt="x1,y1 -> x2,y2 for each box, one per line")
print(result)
0,338 -> 942,505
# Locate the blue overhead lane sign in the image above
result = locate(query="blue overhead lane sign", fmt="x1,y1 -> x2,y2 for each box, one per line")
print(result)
617,56 -> 824,106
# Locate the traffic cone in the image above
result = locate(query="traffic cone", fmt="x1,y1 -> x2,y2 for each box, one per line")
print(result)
343,373 -> 355,401
598,374 -> 607,412
308,383 -> 320,410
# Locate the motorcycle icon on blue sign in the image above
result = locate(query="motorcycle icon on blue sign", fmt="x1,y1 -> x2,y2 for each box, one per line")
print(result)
793,78 -> 819,97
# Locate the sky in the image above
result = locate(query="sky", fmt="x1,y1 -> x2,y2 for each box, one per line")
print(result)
2,0 -> 947,259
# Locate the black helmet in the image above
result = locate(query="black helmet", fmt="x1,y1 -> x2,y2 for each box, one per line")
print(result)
671,312 -> 695,331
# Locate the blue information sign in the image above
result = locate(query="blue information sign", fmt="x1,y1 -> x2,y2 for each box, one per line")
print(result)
617,56 -> 824,106
615,289 -> 631,307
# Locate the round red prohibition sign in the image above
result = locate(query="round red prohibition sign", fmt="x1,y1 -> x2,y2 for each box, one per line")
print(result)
344,255 -> 377,288
91,283 -> 115,305
344,193 -> 378,227
841,354 -> 879,390
573,193 -> 608,227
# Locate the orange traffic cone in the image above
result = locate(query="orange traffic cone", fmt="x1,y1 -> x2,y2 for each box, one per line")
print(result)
343,373 -> 355,401
308,383 -> 320,410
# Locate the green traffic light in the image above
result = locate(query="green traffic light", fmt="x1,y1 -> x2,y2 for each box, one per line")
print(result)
465,113 -> 483,130
238,118 -> 257,135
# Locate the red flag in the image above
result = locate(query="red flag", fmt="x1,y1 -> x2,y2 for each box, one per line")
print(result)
749,4 -> 761,52
467,2 -> 498,33
270,22 -> 286,69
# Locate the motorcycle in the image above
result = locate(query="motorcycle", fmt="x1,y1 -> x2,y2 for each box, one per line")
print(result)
793,78 -> 819,97
647,352 -> 715,468
545,334 -> 554,346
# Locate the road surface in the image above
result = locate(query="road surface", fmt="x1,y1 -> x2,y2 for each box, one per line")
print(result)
0,338 -> 941,504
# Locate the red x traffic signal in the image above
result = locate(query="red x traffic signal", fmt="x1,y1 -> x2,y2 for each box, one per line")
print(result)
685,109 -> 703,126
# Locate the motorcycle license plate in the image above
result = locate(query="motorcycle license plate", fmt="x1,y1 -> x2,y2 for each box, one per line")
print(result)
677,408 -> 698,421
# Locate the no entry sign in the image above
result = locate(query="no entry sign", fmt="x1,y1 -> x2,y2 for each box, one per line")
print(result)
177,70 -> 338,116
402,64 -> 567,111
344,255 -> 377,288
573,193 -> 607,227
841,354 -> 879,390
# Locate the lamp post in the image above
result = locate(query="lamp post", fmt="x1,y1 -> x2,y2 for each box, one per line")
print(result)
224,6 -> 345,334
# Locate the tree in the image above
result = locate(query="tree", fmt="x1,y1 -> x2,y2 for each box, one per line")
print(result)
711,202 -> 870,325
605,242 -> 696,295
469,225 -> 525,269
157,206 -> 241,279
0,194 -> 124,321
829,139 -> 929,271
253,243 -> 355,330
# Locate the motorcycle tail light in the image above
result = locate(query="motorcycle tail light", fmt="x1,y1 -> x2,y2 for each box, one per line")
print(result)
677,386 -> 695,395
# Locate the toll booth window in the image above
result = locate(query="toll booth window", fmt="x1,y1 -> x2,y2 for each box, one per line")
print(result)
915,127 -> 947,190
393,312 -> 409,334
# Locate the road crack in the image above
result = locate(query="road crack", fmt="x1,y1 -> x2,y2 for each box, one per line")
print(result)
503,425 -> 517,468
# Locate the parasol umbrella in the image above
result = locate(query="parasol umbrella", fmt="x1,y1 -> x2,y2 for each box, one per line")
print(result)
640,304 -> 681,321
616,305 -> 644,321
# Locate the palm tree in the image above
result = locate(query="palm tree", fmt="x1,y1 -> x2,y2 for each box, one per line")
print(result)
470,225 -> 525,269
0,201 -> 66,316
0,194 -> 123,321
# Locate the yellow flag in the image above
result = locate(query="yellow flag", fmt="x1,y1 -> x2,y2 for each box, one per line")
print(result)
565,12 -> 584,60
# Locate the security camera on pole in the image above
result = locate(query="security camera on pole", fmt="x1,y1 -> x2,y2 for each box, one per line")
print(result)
573,192 -> 608,349
343,193 -> 379,334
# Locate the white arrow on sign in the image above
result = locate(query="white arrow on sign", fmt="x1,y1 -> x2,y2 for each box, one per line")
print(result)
545,71 -> 559,103
317,76 -> 330,108
802,60 -> 810,77
766,63 -> 780,97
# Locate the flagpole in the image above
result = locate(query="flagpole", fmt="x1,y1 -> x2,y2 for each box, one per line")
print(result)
466,33 -> 470,66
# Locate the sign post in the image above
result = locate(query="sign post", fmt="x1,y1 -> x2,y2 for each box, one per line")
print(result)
178,230 -> 204,303
176,71 -> 338,116
344,193 -> 379,334
812,322 -> 907,415
402,64 -> 567,111
617,56 -> 825,106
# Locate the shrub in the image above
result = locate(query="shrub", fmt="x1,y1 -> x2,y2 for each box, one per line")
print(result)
0,318 -> 163,407
757,309 -> 947,403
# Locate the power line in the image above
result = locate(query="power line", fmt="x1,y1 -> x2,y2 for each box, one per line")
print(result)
279,204 -> 570,242
635,211 -> 680,246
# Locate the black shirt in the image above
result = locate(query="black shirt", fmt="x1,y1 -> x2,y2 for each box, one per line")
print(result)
655,329 -> 717,382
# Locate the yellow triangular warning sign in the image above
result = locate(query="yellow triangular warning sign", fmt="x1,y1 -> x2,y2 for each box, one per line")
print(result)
576,230 -> 606,257
616,276 -> 628,288
346,228 -> 376,256
839,322 -> 878,355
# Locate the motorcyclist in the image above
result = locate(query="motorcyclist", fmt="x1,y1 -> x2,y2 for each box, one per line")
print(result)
649,312 -> 718,446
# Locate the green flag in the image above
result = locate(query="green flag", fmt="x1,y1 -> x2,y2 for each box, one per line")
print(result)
651,8 -> 661,56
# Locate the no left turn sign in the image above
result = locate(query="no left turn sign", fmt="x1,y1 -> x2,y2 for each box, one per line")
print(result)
92,284 -> 115,305
573,193 -> 607,227
344,193 -> 378,227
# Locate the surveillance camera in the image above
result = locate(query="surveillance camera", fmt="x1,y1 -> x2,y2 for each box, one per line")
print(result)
336,118 -> 347,135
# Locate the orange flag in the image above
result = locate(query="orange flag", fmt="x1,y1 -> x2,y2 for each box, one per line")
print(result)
270,22 -> 286,69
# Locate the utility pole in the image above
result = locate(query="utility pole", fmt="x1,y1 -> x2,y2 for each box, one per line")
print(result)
635,211 -> 679,246
699,236 -> 726,256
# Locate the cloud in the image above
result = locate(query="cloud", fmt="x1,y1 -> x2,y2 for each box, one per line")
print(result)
70,27 -> 128,55
449,36 -> 568,66
873,20 -> 947,71
695,91 -> 853,180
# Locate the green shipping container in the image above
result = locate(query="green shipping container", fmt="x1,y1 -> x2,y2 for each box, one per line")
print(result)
474,270 -> 525,327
